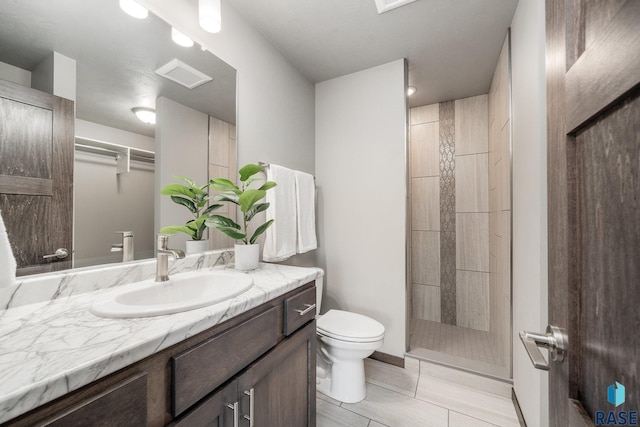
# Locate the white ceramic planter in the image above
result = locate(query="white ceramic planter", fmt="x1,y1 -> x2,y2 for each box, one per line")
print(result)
185,239 -> 209,254
234,243 -> 259,271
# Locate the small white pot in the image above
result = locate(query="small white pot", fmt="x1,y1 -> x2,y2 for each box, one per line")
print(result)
234,243 -> 259,271
185,239 -> 209,254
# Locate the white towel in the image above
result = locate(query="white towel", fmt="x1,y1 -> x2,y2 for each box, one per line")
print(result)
0,210 -> 17,287
295,171 -> 317,253
263,165 -> 297,262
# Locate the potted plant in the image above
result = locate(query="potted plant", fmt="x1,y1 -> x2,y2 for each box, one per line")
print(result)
159,176 -> 222,253
206,163 -> 276,270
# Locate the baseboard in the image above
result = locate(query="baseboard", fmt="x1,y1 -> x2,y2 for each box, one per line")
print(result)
369,351 -> 404,368
512,388 -> 528,427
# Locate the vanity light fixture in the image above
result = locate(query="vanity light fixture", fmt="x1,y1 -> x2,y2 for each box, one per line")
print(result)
407,86 -> 417,96
171,27 -> 194,47
199,0 -> 222,33
132,107 -> 156,125
119,0 -> 148,19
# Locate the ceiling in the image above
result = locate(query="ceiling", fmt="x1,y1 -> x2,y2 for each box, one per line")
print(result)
0,0 -> 236,137
227,0 -> 518,108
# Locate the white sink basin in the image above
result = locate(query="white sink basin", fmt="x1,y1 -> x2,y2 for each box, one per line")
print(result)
90,270 -> 253,318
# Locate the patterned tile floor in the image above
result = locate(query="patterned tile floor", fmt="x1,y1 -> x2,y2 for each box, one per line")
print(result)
317,358 -> 520,427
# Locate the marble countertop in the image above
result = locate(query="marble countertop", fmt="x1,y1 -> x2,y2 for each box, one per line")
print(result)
0,262 -> 323,423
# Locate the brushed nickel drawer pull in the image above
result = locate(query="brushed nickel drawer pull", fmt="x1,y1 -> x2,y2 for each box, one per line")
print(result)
243,388 -> 254,426
226,402 -> 239,427
295,304 -> 316,316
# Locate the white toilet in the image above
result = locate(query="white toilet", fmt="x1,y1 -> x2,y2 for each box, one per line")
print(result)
315,277 -> 385,403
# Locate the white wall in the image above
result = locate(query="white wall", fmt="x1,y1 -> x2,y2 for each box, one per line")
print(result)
315,60 -> 407,358
139,0 -> 315,174
510,1 -> 549,425
0,61 -> 30,87
155,97 -> 209,252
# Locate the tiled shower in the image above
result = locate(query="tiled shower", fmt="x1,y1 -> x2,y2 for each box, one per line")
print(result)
408,35 -> 512,379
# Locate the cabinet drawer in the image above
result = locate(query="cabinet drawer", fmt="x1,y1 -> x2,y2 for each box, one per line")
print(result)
169,380 -> 237,427
283,285 -> 316,336
171,307 -> 278,416
44,373 -> 147,427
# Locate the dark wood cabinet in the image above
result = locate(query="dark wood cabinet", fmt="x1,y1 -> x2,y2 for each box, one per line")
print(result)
3,282 -> 317,427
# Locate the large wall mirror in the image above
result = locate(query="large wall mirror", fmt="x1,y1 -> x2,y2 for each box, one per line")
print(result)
0,0 -> 237,276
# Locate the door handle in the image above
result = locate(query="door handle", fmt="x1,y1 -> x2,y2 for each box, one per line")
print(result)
519,325 -> 568,370
42,248 -> 69,260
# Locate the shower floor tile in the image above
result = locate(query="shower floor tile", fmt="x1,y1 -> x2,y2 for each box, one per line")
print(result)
409,319 -> 504,371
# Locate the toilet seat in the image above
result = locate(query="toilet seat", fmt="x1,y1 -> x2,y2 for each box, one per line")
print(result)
317,309 -> 385,343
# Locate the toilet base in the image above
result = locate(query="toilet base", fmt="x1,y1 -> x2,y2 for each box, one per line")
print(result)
315,358 -> 367,403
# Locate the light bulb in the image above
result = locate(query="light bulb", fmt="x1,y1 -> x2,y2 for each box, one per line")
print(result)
199,0 -> 222,33
171,27 -> 194,47
119,0 -> 148,19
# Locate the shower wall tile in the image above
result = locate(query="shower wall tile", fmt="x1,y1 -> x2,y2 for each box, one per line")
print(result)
456,213 -> 489,272
411,177 -> 440,231
209,116 -> 230,167
411,231 -> 440,286
410,103 -> 439,125
455,153 -> 489,213
454,95 -> 488,155
456,270 -> 489,331
412,284 -> 441,322
410,122 -> 439,177
500,121 -> 511,211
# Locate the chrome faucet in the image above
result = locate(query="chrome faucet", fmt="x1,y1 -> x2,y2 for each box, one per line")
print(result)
156,234 -> 185,282
111,231 -> 134,262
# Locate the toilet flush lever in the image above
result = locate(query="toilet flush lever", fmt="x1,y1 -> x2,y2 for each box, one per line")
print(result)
295,304 -> 316,316
519,325 -> 568,370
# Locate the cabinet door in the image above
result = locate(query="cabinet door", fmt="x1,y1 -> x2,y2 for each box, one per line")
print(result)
237,321 -> 316,427
170,380 -> 238,427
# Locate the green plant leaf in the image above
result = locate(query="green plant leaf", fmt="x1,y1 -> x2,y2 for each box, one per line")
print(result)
212,192 -> 239,204
209,178 -> 241,195
249,219 -> 274,244
176,175 -> 195,187
205,215 -> 241,230
202,204 -> 223,215
215,226 -> 246,240
161,183 -> 194,197
170,195 -> 197,213
245,202 -> 270,222
258,181 -> 277,191
239,189 -> 266,212
239,163 -> 263,182
159,225 -> 196,239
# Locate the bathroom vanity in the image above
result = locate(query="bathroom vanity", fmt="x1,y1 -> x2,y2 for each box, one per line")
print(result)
0,257 -> 321,426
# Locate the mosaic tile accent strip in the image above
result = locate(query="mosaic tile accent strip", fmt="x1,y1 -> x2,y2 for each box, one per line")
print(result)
439,101 -> 456,325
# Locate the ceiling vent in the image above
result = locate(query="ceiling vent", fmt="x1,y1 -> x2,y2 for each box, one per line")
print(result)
155,59 -> 213,89
374,0 -> 417,14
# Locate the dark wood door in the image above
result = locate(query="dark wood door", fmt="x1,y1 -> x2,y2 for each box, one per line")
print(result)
0,79 -> 74,275
546,0 -> 640,425
237,321 -> 316,427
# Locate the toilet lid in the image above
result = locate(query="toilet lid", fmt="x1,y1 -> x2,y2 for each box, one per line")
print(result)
317,309 -> 385,342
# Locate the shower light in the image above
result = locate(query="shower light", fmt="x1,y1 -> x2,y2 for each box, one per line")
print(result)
132,107 -> 156,124
199,0 -> 222,33
171,27 -> 194,47
119,0 -> 148,19
407,86 -> 417,96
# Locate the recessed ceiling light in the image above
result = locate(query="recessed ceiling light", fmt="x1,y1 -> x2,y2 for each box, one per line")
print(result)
407,86 -> 417,96
171,27 -> 194,48
199,0 -> 222,33
132,107 -> 156,124
374,0 -> 418,14
119,0 -> 148,19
